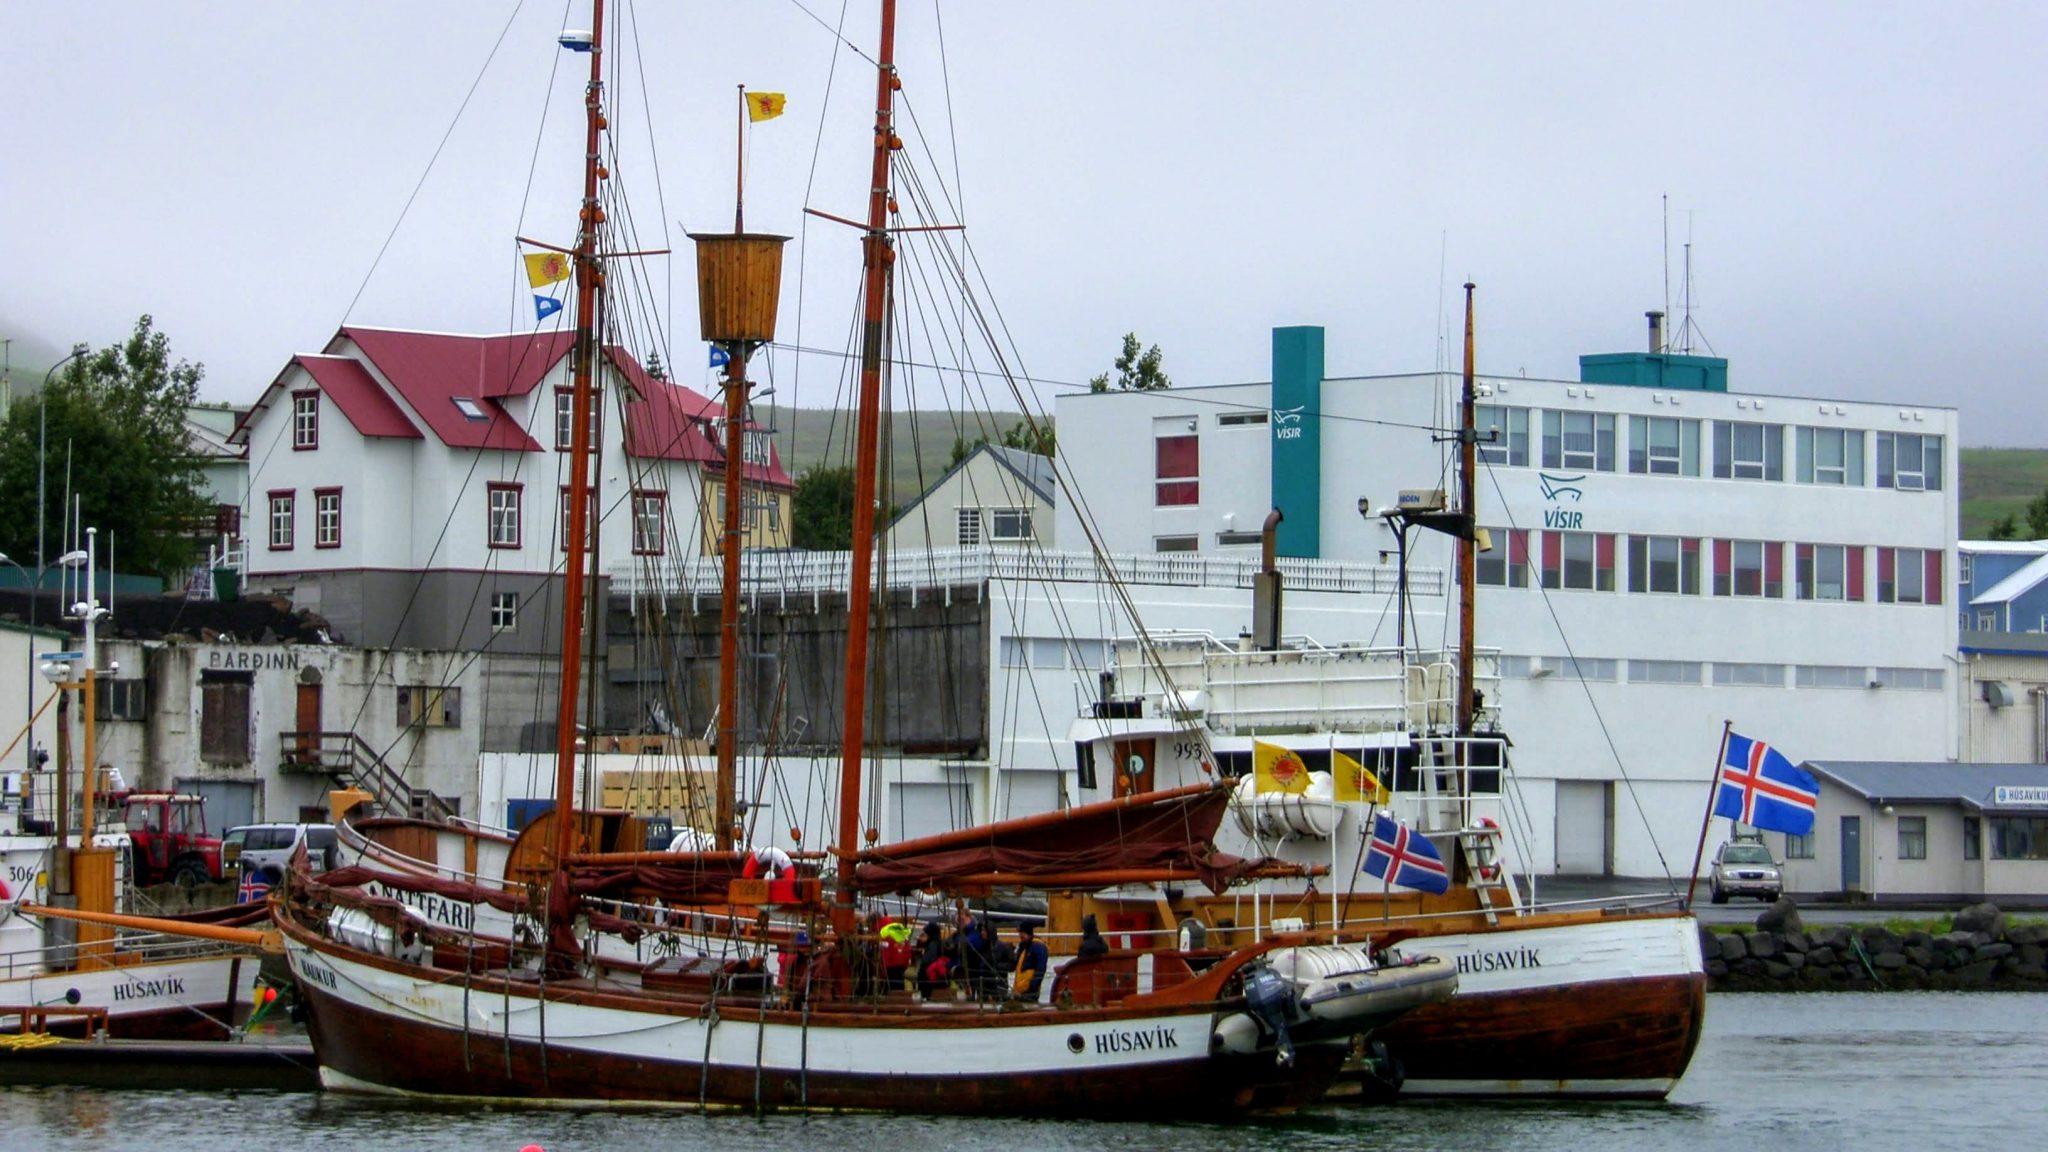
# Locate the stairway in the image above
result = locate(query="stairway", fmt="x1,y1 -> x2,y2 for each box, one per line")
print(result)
278,731 -> 456,822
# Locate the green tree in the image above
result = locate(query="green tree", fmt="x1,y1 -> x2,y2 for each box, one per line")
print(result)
1000,418 -> 1055,457
1989,514 -> 2021,541
791,464 -> 857,550
0,316 -> 210,578
1087,331 -> 1170,393
2028,489 -> 2048,539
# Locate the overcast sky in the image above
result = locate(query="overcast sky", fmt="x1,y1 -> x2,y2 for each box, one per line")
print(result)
4,2 -> 2044,443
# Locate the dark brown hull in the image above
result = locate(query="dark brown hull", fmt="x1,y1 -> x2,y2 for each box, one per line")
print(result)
296,974 -> 1342,1118
1371,971 -> 1707,1098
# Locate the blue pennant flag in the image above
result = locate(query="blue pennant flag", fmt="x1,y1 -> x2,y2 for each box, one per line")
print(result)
1716,732 -> 1818,835
708,345 -> 731,369
1362,812 -> 1451,895
533,294 -> 563,322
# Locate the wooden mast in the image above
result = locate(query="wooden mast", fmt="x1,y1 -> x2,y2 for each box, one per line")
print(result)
550,0 -> 608,870
834,0 -> 900,931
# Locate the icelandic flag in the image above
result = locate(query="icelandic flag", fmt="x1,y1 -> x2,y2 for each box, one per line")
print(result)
533,294 -> 563,322
1363,812 -> 1451,894
1716,732 -> 1818,835
709,345 -> 731,369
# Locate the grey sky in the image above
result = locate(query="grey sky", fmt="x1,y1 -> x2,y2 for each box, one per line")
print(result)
4,2 -> 2043,443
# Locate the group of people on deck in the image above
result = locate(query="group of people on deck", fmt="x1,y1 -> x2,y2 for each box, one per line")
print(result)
865,907 -> 1087,1002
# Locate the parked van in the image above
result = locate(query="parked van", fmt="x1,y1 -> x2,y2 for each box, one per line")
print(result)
223,822 -> 339,881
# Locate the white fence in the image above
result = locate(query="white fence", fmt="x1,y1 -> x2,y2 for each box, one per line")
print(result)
608,547 -> 1438,605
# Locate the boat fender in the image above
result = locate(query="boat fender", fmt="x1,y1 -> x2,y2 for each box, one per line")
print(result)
1210,1011 -> 1262,1056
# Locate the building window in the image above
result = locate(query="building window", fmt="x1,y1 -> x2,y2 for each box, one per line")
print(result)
1216,530 -> 1263,546
1540,531 -> 1615,591
1784,832 -> 1815,860
1959,552 -> 1974,586
1964,816 -> 1981,861
1896,815 -> 1927,861
1973,609 -> 1996,630
94,678 -> 150,721
957,507 -> 982,546
199,672 -> 253,764
1990,817 -> 2048,859
1154,535 -> 1199,553
1627,659 -> 1701,685
632,491 -> 666,555
1217,411 -> 1268,427
1795,664 -> 1866,689
1714,539 -> 1782,598
554,387 -> 602,452
1549,656 -> 1617,682
1795,426 -> 1864,486
490,592 -> 518,633
1476,527 -> 1530,588
1628,535 -> 1700,595
558,488 -> 597,553
397,686 -> 462,729
990,508 -> 1034,542
1712,420 -> 1784,481
1155,433 -> 1199,506
452,397 -> 488,421
292,391 -> 319,450
1795,543 -> 1858,601
1876,431 -> 1942,491
313,488 -> 342,549
1713,662 -> 1785,688
1477,405 -> 1529,467
1541,410 -> 1616,472
267,490 -> 295,551
487,484 -> 523,549
1628,415 -> 1700,476
1877,547 -> 1942,605
1872,666 -> 1944,691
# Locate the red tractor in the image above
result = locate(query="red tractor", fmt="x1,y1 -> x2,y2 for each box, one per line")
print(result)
116,791 -> 226,887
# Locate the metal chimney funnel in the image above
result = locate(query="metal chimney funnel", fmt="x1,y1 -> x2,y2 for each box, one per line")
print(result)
1646,310 -> 1666,354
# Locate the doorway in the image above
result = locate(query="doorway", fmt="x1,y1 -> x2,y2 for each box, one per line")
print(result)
1840,814 -> 1862,892
1110,738 -> 1155,798
1554,780 -> 1613,875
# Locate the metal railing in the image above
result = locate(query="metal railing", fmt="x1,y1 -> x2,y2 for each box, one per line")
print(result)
610,547 -> 1434,603
277,731 -> 456,822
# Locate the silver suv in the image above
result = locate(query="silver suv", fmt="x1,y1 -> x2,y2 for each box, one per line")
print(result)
1709,839 -> 1782,904
223,822 -> 338,880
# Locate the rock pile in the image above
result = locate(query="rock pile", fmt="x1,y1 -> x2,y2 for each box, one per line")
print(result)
1704,901 -> 2048,990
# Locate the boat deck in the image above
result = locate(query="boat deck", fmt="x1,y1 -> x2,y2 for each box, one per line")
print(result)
0,1033 -> 318,1091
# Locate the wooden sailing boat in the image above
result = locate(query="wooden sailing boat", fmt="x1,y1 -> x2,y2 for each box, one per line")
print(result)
1068,286 -> 1708,1099
266,0 -> 1446,1117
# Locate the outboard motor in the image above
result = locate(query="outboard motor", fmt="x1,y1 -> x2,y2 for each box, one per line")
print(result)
1241,963 -> 1298,1068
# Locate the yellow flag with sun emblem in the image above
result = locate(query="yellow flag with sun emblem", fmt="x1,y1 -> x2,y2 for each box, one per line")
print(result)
745,91 -> 787,122
1332,750 -> 1391,804
1253,740 -> 1310,795
523,251 -> 572,287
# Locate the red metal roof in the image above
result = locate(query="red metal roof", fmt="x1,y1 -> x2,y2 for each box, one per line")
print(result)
611,348 -> 793,488
335,327 -> 546,452
295,356 -> 425,439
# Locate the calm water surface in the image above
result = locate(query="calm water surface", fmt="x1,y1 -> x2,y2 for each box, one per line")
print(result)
2,992 -> 2036,1151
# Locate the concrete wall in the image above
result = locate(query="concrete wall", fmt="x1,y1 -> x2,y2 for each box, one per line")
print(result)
0,622 -> 67,792
1957,645 -> 2048,763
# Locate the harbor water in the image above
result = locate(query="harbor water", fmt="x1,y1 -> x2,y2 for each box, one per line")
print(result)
1,991 -> 2036,1151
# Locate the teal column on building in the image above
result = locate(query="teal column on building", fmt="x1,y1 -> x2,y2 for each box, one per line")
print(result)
1270,325 -> 1324,558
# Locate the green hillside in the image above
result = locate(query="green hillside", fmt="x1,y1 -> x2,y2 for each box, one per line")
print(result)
1960,448 -> 2048,539
770,408 -> 1036,503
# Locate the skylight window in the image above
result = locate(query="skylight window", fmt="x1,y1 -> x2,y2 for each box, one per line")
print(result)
453,397 -> 488,421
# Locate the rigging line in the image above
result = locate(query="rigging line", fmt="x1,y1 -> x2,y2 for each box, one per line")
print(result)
341,0 -> 532,324
620,0 -> 677,389
780,0 -> 878,66
514,0 -> 576,255
1481,458 -> 1677,885
785,0 -> 852,440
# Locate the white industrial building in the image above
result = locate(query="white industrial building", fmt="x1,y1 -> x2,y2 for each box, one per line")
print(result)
1031,323 -> 1961,878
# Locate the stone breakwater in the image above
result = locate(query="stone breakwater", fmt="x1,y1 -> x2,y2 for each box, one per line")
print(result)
1704,902 -> 2048,991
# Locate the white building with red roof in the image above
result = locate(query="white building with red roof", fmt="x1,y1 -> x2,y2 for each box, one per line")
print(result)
230,326 -> 793,651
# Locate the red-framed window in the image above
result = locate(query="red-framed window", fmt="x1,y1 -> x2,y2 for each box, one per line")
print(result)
1476,527 -> 1529,587
1155,434 -> 1199,506
558,486 -> 598,553
1877,547 -> 1942,605
1713,539 -> 1783,598
313,487 -> 342,549
292,391 -> 319,450
631,491 -> 666,555
1539,530 -> 1615,591
487,483 -> 523,549
267,490 -> 295,551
